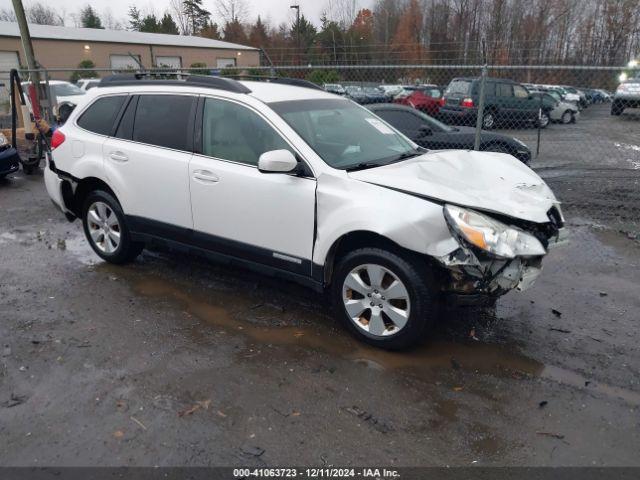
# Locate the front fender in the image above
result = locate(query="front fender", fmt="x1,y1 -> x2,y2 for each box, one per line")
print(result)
313,173 -> 459,266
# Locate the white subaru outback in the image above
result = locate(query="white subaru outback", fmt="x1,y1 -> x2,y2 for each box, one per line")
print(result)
45,75 -> 565,350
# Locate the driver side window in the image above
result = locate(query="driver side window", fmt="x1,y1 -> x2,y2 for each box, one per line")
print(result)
202,98 -> 291,166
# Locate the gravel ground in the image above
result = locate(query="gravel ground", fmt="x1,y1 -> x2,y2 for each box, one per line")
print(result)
0,104 -> 639,467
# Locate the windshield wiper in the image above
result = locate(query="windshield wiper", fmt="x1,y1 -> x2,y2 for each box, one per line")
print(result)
345,162 -> 382,172
389,149 -> 424,163
345,149 -> 424,172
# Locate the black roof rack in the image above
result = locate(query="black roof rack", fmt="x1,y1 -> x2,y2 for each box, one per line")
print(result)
98,74 -> 252,94
229,75 -> 323,91
98,73 -> 326,94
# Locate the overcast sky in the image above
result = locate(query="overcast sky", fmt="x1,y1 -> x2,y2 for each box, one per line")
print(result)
0,0 -> 375,28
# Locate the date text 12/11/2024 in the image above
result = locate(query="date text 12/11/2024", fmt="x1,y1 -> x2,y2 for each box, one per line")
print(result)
232,468 -> 401,478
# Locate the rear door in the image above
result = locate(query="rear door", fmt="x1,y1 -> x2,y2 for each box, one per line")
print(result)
495,82 -> 516,126
102,93 -> 196,231
513,84 -> 538,122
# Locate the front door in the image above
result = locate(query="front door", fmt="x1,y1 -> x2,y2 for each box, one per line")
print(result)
188,97 -> 316,276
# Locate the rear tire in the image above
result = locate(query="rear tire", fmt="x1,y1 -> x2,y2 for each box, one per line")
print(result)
561,111 -> 573,124
611,101 -> 624,116
330,247 -> 439,350
481,111 -> 496,129
82,190 -> 144,264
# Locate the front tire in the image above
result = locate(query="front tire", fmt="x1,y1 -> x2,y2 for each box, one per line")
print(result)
82,190 -> 143,264
536,111 -> 550,129
330,248 -> 439,350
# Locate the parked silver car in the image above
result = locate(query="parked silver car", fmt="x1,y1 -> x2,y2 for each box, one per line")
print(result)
544,90 -> 580,124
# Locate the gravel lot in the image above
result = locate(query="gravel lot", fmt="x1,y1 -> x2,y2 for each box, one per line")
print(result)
1,103 -> 639,467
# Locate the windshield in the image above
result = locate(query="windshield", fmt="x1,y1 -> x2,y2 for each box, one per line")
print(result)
270,99 -> 418,170
547,91 -> 562,101
52,83 -> 86,97
445,80 -> 471,95
422,87 -> 442,98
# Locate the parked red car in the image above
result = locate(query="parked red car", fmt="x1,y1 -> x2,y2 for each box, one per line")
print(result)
394,85 -> 444,116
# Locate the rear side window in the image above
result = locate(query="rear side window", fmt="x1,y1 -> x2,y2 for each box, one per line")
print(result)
132,95 -> 195,151
77,95 -> 126,135
497,83 -> 513,97
376,110 -> 423,133
445,80 -> 471,95
115,96 -> 137,140
514,85 -> 529,98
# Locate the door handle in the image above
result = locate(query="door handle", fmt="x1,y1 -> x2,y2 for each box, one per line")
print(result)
109,151 -> 128,162
193,169 -> 219,183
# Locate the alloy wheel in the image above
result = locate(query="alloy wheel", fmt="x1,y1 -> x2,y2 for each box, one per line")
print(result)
87,201 -> 121,254
342,263 -> 411,337
482,112 -> 495,129
539,112 -> 550,127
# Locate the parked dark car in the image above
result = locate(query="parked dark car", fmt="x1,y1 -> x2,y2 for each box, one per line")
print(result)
0,142 -> 20,179
440,77 -> 548,129
368,103 -> 531,164
362,86 -> 388,104
394,85 -> 444,116
344,85 -> 368,104
323,83 -> 346,95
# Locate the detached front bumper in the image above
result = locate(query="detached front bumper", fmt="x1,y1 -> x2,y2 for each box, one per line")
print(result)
436,227 -> 568,303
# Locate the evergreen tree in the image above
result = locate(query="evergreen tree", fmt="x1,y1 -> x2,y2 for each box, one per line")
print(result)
223,19 -> 247,44
183,0 -> 210,35
159,12 -> 180,34
200,20 -> 222,39
128,6 -> 141,30
80,5 -> 104,29
248,16 -> 269,48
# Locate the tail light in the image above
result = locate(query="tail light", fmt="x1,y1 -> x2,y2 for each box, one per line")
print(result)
438,98 -> 445,107
461,97 -> 474,107
51,129 -> 65,150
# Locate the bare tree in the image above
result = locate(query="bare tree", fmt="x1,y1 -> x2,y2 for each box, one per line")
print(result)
101,8 -> 124,30
325,0 -> 359,29
214,0 -> 249,24
169,0 -> 191,34
0,7 -> 16,21
27,2 -> 65,25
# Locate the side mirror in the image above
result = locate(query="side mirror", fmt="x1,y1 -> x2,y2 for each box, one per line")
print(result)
258,149 -> 298,174
418,125 -> 432,137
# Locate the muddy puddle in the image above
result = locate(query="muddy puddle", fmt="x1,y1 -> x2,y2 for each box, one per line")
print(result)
126,270 -> 640,406
61,230 -> 640,406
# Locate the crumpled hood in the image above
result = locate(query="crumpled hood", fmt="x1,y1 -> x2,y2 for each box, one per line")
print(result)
348,150 -> 558,223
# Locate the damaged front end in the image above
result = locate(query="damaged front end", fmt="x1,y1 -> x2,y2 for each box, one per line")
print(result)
435,204 -> 566,303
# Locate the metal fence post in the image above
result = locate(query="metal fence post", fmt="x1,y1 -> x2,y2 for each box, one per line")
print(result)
536,91 -> 543,157
474,63 -> 487,151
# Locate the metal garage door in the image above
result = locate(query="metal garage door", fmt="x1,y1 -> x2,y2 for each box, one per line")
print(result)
110,54 -> 142,71
155,56 -> 181,69
0,51 -> 19,103
216,58 -> 236,68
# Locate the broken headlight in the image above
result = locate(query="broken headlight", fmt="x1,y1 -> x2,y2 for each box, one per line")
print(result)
443,204 -> 546,259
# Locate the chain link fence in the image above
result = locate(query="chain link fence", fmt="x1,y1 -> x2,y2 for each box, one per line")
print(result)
1,64 -> 638,244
